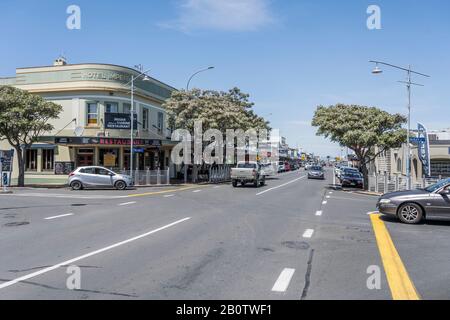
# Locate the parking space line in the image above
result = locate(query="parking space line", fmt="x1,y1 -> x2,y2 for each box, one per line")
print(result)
303,229 -> 315,238
118,201 -> 136,206
272,268 -> 296,292
44,213 -> 74,220
370,214 -> 420,300
0,217 -> 191,290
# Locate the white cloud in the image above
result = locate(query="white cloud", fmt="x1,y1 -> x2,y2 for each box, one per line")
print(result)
160,0 -> 275,32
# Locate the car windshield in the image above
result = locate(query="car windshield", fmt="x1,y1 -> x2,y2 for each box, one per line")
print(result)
238,163 -> 257,169
425,178 -> 450,192
345,173 -> 361,178
311,166 -> 322,171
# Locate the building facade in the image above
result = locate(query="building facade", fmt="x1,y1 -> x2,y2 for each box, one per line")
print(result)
371,129 -> 450,180
0,59 -> 177,184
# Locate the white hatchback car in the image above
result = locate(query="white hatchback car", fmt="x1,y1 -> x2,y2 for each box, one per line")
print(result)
68,166 -> 134,190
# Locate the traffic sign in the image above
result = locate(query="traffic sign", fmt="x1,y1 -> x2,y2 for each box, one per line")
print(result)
410,137 -> 426,143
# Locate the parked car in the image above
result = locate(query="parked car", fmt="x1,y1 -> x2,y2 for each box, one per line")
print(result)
340,171 -> 364,188
260,163 -> 276,177
284,162 -> 291,172
278,161 -> 286,173
305,163 -> 314,171
308,166 -> 325,180
231,161 -> 265,188
68,166 -> 134,190
377,178 -> 450,224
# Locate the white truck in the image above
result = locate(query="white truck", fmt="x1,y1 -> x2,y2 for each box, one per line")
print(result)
231,161 -> 266,188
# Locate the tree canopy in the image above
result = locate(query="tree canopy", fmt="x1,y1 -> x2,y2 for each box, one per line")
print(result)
312,104 -> 407,187
0,85 -> 63,186
163,87 -> 270,133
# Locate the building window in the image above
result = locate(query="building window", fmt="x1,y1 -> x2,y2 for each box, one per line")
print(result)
157,112 -> 164,133
26,149 -> 38,171
99,148 -> 120,168
87,102 -> 98,126
105,102 -> 119,113
123,103 -> 131,114
42,149 -> 54,171
431,160 -> 450,177
142,108 -> 149,130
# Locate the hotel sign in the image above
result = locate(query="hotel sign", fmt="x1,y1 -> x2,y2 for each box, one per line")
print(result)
105,113 -> 137,130
82,71 -> 129,82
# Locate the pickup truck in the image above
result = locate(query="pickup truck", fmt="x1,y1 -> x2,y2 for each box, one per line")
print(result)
231,161 -> 266,188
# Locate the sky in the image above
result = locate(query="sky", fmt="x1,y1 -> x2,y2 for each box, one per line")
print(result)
1,0 -> 449,157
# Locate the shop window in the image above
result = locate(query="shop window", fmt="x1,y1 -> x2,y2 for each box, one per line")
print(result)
105,102 -> 119,113
26,149 -> 38,171
42,149 -> 54,171
99,148 -> 119,168
87,102 -> 98,126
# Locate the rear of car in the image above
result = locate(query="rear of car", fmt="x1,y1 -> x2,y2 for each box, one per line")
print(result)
231,162 -> 265,188
340,172 -> 363,188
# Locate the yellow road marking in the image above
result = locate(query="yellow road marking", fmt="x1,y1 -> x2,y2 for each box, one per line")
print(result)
127,185 -> 205,198
370,214 -> 421,300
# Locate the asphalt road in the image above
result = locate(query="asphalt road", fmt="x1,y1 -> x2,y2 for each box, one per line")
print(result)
0,169 -> 449,300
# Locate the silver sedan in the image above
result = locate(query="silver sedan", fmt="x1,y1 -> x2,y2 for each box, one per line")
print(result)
68,166 -> 134,190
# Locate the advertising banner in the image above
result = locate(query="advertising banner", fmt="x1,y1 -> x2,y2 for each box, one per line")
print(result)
417,123 -> 431,177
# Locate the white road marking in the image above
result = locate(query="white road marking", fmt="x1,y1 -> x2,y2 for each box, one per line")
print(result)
322,201 -> 327,205
164,194 -> 175,198
256,176 -> 306,196
316,211 -> 323,216
0,217 -> 191,290
329,192 -> 333,194
303,229 -> 315,238
44,213 -> 74,220
272,268 -> 296,292
192,190 -> 202,193
367,211 -> 379,215
326,196 -> 331,199
118,201 -> 136,206
213,186 -> 221,189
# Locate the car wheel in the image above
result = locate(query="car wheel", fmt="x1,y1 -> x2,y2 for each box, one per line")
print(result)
232,180 -> 238,188
260,176 -> 266,186
398,203 -> 423,224
70,181 -> 83,191
115,180 -> 127,190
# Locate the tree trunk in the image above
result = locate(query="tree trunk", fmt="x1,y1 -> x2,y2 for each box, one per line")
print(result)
14,146 -> 25,187
360,163 -> 369,191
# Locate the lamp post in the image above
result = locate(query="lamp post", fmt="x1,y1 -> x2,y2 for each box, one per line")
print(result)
370,60 -> 430,190
186,67 -> 215,91
124,67 -> 151,178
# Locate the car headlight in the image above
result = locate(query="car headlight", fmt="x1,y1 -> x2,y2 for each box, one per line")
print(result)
379,199 -> 391,204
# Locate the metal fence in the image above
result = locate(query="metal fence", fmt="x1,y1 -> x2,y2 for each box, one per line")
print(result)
209,166 -> 232,184
121,169 -> 170,186
368,173 -> 444,194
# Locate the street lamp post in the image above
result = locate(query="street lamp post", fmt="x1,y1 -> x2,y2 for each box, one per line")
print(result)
370,60 -> 430,190
124,67 -> 151,178
186,67 -> 215,91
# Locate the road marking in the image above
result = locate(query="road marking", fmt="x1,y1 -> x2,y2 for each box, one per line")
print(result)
127,186 -> 201,198
316,211 -> 323,216
192,190 -> 202,193
370,214 -> 420,300
44,213 -> 74,220
326,196 -> 331,199
322,201 -> 327,205
256,176 -> 306,196
164,194 -> 175,198
272,268 -> 296,292
303,229 -> 315,238
213,186 -> 221,189
329,192 -> 333,194
0,217 -> 191,290
118,201 -> 136,206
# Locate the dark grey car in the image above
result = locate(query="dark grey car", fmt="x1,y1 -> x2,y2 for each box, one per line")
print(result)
377,178 -> 450,224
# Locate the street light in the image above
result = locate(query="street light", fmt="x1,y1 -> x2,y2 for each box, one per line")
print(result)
124,66 -> 151,178
186,66 -> 215,91
369,60 -> 430,190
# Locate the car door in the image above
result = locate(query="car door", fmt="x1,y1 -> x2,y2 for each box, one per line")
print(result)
78,167 -> 97,186
429,185 -> 450,218
94,168 -> 114,187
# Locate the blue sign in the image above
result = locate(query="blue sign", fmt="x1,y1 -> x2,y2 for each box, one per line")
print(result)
133,148 -> 145,153
417,123 -> 431,177
410,137 -> 426,144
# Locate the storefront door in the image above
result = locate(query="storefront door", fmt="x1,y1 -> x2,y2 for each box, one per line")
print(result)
77,154 -> 94,167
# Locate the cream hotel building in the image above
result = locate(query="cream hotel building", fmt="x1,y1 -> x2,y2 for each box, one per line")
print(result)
0,58 -> 177,184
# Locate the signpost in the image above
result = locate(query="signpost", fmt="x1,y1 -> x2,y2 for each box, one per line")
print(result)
0,149 -> 14,193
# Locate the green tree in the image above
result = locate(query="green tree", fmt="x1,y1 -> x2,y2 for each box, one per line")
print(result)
312,104 -> 407,189
0,86 -> 63,186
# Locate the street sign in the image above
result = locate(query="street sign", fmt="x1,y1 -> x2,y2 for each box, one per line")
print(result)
133,148 -> 145,153
409,137 -> 426,144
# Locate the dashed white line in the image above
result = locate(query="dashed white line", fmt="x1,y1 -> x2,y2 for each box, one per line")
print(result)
315,211 -> 323,216
118,201 -> 137,206
0,217 -> 191,290
192,190 -> 202,193
44,213 -> 74,220
322,201 -> 327,205
326,196 -> 331,199
164,194 -> 175,198
303,229 -> 315,238
272,268 -> 296,292
213,186 -> 221,189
